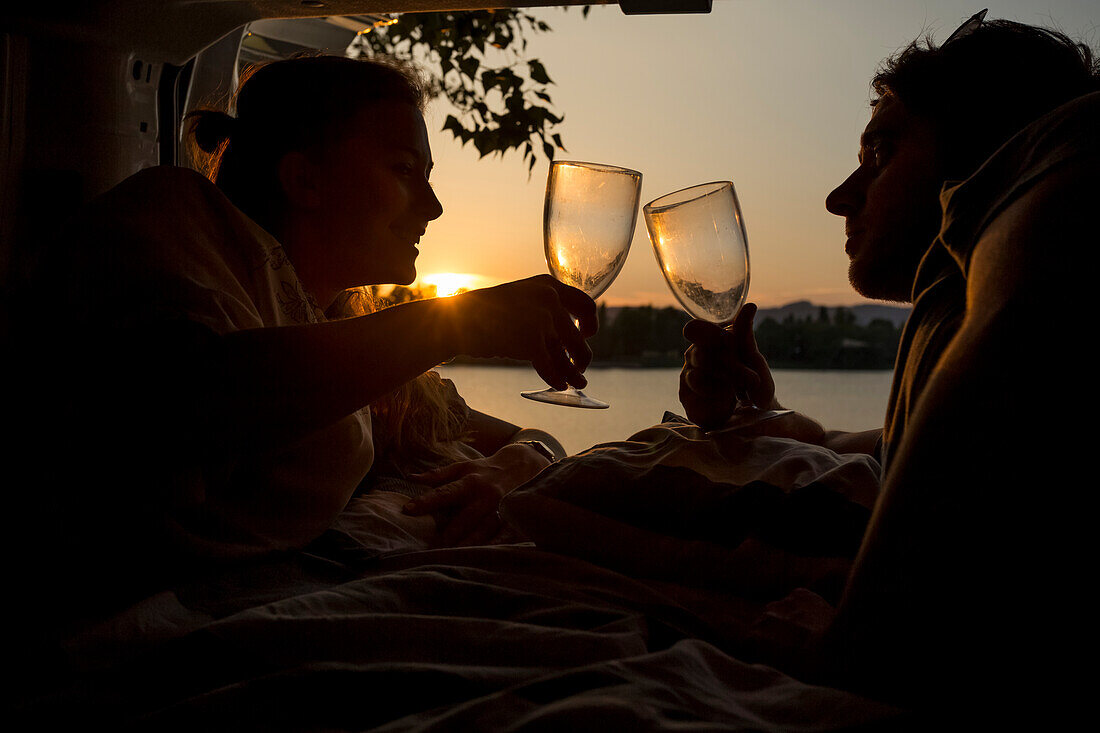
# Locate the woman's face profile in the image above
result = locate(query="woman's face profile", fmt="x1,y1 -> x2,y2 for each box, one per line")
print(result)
298,99 -> 444,296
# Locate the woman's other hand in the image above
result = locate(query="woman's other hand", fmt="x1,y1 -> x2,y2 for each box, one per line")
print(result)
743,587 -> 838,678
446,275 -> 597,391
402,442 -> 552,546
679,303 -> 778,429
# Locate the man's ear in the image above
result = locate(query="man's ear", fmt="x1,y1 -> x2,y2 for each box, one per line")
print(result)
277,151 -> 323,210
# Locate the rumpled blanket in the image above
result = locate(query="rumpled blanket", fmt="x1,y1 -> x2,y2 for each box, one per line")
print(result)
17,414 -> 904,731
501,412 -> 881,598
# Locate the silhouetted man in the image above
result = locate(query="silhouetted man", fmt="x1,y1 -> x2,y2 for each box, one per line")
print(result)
683,13 -> 1100,721
683,14 -> 1097,464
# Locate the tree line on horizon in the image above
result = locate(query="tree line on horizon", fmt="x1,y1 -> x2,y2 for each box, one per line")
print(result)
585,303 -> 903,370
372,285 -> 903,370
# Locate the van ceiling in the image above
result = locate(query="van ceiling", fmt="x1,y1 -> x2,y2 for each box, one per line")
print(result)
6,2 -> 598,64
0,0 -> 711,299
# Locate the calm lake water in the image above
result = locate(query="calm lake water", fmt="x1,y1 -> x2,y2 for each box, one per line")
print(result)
438,364 -> 893,456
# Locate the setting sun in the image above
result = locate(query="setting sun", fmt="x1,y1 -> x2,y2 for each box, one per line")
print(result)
418,272 -> 495,298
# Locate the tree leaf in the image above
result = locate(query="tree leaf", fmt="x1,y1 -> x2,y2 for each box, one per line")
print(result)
458,54 -> 479,79
372,10 -> 586,169
528,59 -> 552,85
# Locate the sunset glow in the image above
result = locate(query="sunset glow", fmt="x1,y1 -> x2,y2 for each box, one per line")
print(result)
418,272 -> 494,297
414,2 -> 1095,310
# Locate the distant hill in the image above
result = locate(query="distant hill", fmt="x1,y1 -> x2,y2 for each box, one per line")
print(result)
604,301 -> 911,329
756,300 -> 911,328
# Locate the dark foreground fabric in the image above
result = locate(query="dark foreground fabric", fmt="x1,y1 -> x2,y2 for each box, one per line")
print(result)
18,546 -> 904,731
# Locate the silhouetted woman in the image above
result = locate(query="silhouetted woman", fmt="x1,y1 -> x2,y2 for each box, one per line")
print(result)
58,55 -> 593,608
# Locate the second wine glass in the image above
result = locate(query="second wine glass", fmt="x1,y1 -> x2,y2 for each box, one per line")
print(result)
643,180 -> 792,425
521,160 -> 643,409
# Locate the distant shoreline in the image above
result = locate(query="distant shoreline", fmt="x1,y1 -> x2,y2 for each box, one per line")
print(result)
444,355 -> 894,372
438,301 -> 909,372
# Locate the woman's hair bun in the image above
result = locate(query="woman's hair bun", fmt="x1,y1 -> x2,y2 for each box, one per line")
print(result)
186,109 -> 238,154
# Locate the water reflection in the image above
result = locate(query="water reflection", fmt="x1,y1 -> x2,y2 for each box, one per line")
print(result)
439,365 -> 893,455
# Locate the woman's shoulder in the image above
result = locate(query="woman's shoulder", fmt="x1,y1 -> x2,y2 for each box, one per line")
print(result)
87,165 -> 279,264
77,165 -> 300,326
94,165 -> 233,221
115,164 -> 218,193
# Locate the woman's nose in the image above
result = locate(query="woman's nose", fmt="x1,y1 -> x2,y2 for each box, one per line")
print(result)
825,168 -> 863,217
422,182 -> 444,222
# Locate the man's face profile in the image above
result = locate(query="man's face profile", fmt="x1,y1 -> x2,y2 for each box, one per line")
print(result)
825,94 -> 946,303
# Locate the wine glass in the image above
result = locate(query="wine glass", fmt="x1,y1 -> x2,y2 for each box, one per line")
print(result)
521,160 -> 643,409
643,180 -> 793,426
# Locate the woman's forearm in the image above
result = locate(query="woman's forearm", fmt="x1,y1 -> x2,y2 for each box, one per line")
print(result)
508,428 -> 567,461
209,297 -> 460,449
464,410 -> 524,456
464,410 -> 566,461
155,275 -> 596,455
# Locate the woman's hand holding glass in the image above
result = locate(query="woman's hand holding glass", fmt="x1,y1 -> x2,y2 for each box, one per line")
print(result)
521,160 -> 643,408
446,275 -> 598,391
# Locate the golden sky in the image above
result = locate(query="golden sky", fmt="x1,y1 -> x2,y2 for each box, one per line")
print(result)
413,0 -> 1097,308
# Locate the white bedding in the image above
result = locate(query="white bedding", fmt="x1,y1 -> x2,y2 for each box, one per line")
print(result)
21,415 -> 908,731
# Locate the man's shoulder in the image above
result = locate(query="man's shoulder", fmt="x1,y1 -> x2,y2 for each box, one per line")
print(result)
938,91 -> 1100,271
976,90 -> 1100,190
1037,89 -> 1100,137
1005,90 -> 1100,178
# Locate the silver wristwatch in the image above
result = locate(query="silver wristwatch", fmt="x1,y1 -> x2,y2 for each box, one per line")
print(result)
514,440 -> 557,463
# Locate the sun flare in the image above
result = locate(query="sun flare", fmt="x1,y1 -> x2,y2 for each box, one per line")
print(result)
418,272 -> 492,298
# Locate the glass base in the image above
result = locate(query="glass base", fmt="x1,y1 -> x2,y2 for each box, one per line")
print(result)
520,387 -> 609,409
705,407 -> 795,434
742,407 -> 795,421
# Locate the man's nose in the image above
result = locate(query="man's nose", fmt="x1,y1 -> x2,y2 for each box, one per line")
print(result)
826,168 -> 863,217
